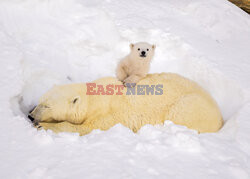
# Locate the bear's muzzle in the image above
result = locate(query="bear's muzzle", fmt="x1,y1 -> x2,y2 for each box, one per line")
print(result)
28,104 -> 44,124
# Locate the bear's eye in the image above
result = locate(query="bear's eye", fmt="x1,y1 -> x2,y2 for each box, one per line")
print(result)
73,98 -> 78,104
138,48 -> 140,51
147,49 -> 149,51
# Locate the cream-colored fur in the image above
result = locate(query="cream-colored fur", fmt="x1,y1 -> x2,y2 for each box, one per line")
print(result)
30,73 -> 223,135
116,42 -> 155,86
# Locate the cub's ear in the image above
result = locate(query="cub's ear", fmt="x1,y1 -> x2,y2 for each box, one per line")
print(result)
130,43 -> 134,50
72,96 -> 81,104
152,45 -> 156,50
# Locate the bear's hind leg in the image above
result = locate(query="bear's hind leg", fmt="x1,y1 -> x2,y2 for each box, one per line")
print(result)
165,94 -> 223,133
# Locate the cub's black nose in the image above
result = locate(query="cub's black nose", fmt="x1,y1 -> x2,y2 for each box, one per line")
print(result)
141,51 -> 146,55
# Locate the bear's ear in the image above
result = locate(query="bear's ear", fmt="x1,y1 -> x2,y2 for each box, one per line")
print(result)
130,43 -> 134,50
152,45 -> 156,50
72,96 -> 81,104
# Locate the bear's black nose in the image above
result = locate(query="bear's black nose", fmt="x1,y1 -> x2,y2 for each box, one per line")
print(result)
141,51 -> 146,55
28,106 -> 36,122
28,114 -> 34,122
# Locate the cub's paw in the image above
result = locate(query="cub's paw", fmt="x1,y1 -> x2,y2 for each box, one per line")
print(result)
123,81 -> 136,88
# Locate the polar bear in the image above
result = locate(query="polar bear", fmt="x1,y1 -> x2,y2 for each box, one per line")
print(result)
116,42 -> 155,86
29,73 -> 223,135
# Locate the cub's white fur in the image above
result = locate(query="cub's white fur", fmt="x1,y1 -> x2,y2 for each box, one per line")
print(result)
116,42 -> 155,85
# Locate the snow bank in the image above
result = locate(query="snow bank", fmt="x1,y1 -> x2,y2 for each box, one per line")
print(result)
0,0 -> 250,178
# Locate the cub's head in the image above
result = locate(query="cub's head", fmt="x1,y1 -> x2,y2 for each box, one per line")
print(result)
29,84 -> 87,125
130,42 -> 156,61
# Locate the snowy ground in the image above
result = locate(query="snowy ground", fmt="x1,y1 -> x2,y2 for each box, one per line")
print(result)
0,0 -> 250,178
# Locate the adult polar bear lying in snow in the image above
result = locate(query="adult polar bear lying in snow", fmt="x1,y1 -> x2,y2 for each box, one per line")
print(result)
29,73 -> 223,135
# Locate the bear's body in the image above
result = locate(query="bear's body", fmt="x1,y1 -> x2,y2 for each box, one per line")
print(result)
30,73 -> 223,135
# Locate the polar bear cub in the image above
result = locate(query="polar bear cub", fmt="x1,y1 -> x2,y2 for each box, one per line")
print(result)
116,42 -> 155,86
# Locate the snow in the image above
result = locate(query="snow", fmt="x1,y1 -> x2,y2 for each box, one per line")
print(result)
0,0 -> 250,178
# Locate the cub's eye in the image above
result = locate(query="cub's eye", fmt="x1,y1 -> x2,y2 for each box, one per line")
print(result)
138,48 -> 140,51
147,49 -> 149,51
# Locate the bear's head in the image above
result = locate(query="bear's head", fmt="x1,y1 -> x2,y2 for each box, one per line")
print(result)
130,42 -> 156,61
29,84 -> 87,125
